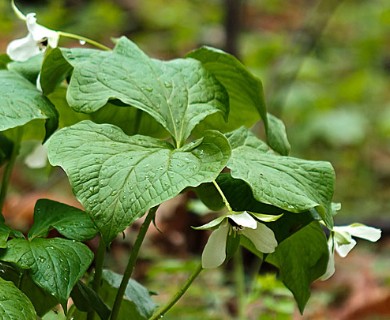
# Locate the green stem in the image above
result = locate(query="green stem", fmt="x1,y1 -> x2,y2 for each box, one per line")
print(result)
110,206 -> 158,320
234,247 -> 246,320
87,236 -> 106,320
0,127 -> 23,213
212,180 -> 233,212
150,263 -> 203,320
58,31 -> 112,51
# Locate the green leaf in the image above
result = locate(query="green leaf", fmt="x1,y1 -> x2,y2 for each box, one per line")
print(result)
0,262 -> 58,317
47,120 -> 231,243
266,222 -> 329,313
66,37 -> 228,146
28,199 -> 98,241
0,216 -> 24,248
0,237 -> 93,309
100,269 -> 156,319
71,281 -> 111,320
41,47 -> 106,95
0,70 -> 58,140
266,113 -> 291,155
90,102 -> 167,138
187,46 -> 267,132
226,134 -> 335,228
7,54 -> 43,84
0,278 -> 36,319
225,126 -> 270,152
217,174 -> 285,216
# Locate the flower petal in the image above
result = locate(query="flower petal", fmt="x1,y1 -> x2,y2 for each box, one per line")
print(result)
335,238 -> 356,258
242,222 -> 277,253
6,33 -> 40,61
193,215 -> 225,230
228,211 -> 257,229
26,13 -> 59,47
334,224 -> 381,242
201,222 -> 229,269
320,237 -> 336,280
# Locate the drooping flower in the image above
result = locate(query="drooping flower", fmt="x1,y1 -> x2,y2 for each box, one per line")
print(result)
196,211 -> 278,269
7,1 -> 59,61
321,223 -> 381,280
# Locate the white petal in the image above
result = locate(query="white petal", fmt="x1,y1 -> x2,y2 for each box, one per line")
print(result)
320,237 -> 336,280
242,222 -> 277,253
335,224 -> 381,242
335,238 -> 356,257
26,13 -> 59,48
25,143 -> 47,169
201,222 -> 229,269
228,211 -> 257,229
6,33 -> 40,61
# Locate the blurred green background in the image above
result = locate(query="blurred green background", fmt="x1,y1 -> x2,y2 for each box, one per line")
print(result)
1,0 -> 390,318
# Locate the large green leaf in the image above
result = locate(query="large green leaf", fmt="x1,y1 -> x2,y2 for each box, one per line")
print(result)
266,222 -> 328,313
47,120 -> 231,243
0,237 -> 93,309
0,70 -> 58,140
226,128 -> 335,228
28,199 -> 98,241
41,47 -> 106,95
187,46 -> 266,132
7,54 -> 43,84
66,37 -> 228,146
228,151 -> 334,226
100,270 -> 156,320
0,278 -> 36,319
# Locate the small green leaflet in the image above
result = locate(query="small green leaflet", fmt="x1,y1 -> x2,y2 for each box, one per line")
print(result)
47,120 -> 231,243
0,278 -> 36,319
0,238 -> 93,309
0,70 -> 58,140
66,37 -> 228,146
28,199 -> 98,241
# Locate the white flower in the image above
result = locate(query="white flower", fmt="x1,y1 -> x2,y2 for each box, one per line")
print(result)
7,1 -> 59,61
196,211 -> 278,269
321,223 -> 381,280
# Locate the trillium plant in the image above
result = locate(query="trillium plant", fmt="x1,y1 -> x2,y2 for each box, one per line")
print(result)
0,1 -> 381,319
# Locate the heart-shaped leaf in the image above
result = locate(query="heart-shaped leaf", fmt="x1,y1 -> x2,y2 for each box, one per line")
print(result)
226,128 -> 335,228
0,70 -> 58,140
0,237 -> 93,309
66,37 -> 229,146
0,278 -> 36,319
47,120 -> 231,243
28,199 -> 98,241
266,222 -> 328,313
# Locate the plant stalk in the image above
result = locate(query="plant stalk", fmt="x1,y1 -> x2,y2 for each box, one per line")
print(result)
212,180 -> 233,212
150,263 -> 203,320
58,31 -> 111,51
87,236 -> 106,320
109,206 -> 158,320
0,127 -> 23,213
